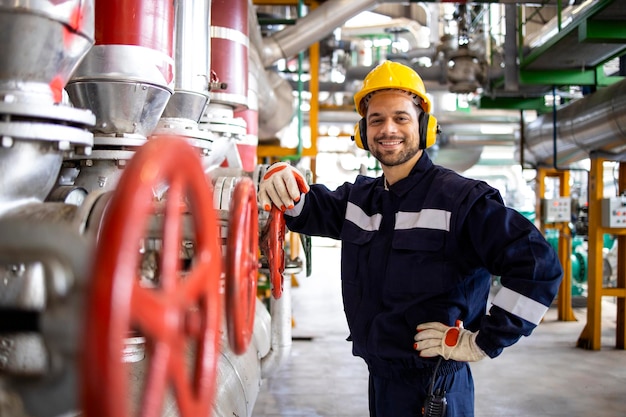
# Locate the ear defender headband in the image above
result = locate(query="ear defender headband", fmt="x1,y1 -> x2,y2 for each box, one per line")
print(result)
351,112 -> 439,151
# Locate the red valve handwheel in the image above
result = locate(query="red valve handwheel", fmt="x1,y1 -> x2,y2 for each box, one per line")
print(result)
82,136 -> 223,417
225,177 -> 259,355
260,206 -> 286,299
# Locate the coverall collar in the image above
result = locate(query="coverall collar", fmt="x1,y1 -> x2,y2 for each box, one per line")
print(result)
383,151 -> 433,197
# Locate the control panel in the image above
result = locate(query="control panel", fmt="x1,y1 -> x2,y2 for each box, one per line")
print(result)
541,197 -> 571,223
601,197 -> 626,228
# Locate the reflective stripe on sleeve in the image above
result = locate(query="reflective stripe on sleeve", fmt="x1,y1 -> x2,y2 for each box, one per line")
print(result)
491,287 -> 549,325
395,209 -> 451,231
345,202 -> 382,231
285,194 -> 306,217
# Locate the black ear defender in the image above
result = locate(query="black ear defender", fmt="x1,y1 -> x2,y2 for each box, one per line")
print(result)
418,112 -> 439,149
351,113 -> 439,151
351,118 -> 369,151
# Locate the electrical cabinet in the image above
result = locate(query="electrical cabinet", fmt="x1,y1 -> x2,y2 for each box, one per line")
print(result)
601,197 -> 626,228
542,197 -> 571,223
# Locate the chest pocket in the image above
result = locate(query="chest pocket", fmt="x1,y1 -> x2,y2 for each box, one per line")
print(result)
339,225 -> 375,285
386,228 -> 449,295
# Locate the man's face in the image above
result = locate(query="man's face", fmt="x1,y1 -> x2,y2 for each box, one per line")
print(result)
365,90 -> 422,169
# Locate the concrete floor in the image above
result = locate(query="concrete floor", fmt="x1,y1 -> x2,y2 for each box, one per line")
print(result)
251,239 -> 626,417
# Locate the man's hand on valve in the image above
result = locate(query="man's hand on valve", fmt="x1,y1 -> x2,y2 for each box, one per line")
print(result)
259,162 -> 310,212
414,321 -> 487,362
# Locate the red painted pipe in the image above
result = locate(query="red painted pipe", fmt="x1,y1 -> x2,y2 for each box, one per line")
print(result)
210,0 -> 249,107
95,0 -> 175,83
95,0 -> 174,54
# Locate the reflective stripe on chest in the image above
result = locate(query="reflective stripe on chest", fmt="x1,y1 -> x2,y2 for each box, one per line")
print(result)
345,201 -> 451,232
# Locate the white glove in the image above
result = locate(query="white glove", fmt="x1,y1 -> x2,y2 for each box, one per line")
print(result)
414,321 -> 486,362
259,162 -> 310,211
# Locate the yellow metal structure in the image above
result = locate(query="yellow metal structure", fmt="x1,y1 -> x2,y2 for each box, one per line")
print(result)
536,167 -> 577,322
288,230 -> 301,288
577,156 -> 626,350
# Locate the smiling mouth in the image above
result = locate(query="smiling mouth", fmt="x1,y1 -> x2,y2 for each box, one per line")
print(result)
378,139 -> 403,146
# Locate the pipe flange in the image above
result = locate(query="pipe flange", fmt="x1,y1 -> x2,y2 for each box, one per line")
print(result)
200,115 -> 247,137
71,149 -> 136,162
0,102 -> 96,127
0,122 -> 93,155
0,101 -> 95,155
151,124 -> 217,151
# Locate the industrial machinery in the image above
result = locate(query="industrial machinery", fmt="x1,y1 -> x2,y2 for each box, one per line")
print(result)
2,0 -> 626,415
0,1 -> 294,416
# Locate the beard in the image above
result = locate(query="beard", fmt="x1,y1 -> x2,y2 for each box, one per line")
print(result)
369,134 -> 421,168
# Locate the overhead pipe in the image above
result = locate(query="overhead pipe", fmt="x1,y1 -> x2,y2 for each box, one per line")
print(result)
340,17 -> 431,50
254,0 -> 359,147
523,78 -> 626,167
253,0 -> 441,139
261,0 -> 379,68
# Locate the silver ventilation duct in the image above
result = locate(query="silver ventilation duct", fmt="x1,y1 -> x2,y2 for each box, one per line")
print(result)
261,0 -> 378,68
340,17 -> 430,50
523,79 -> 626,167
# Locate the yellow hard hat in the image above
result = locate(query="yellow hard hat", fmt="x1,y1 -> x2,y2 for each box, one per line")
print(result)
354,61 -> 431,116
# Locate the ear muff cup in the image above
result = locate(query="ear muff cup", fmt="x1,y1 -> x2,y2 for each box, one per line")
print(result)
352,118 -> 369,151
351,113 -> 439,151
418,112 -> 438,149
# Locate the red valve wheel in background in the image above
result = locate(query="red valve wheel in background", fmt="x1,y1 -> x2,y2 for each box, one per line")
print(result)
82,137 -> 223,417
226,177 -> 259,355
260,206 -> 285,299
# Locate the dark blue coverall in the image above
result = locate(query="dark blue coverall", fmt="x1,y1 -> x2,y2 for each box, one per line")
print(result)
283,152 -> 563,416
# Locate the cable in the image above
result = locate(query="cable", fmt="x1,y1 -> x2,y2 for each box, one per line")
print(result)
422,357 -> 447,417
427,357 -> 442,396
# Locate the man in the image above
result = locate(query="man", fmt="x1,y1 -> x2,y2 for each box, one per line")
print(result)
258,60 -> 563,417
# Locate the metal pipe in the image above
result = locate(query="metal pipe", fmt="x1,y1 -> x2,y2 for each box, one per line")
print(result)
340,17 -> 430,50
158,0 -> 211,122
210,0 -> 249,110
67,0 -> 175,139
93,0 -> 175,85
261,0 -> 378,68
504,3 -> 519,92
210,299 -> 271,417
0,1 -> 95,212
260,275 -> 292,378
172,0 -> 210,93
523,78 -> 626,166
